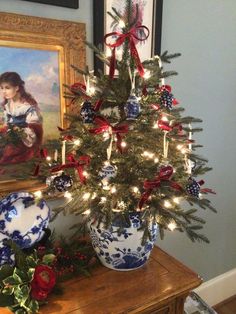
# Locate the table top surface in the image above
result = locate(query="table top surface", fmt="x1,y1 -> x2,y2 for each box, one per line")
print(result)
1,246 -> 202,314
43,246 -> 201,313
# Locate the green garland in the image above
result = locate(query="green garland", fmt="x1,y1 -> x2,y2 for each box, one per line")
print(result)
0,236 -> 96,313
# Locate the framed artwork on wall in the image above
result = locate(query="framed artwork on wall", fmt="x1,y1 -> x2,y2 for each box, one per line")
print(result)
20,0 -> 79,9
93,0 -> 163,74
0,12 -> 85,195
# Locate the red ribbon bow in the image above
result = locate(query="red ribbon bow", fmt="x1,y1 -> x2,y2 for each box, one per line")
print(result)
89,117 -> 129,153
157,120 -> 183,133
104,25 -> 149,79
51,154 -> 90,184
94,99 -> 103,112
200,188 -> 216,194
139,165 -> 182,209
70,82 -> 86,93
68,82 -> 91,106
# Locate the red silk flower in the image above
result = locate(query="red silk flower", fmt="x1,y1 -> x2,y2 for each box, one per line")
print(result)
30,265 -> 56,301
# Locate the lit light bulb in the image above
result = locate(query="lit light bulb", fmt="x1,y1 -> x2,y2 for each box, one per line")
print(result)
111,186 -> 117,193
74,139 -> 81,146
143,70 -> 151,79
83,192 -> 91,201
64,191 -> 72,200
143,151 -> 149,157
173,197 -> 180,204
91,193 -> 97,199
102,181 -> 110,190
133,187 -> 139,193
103,131 -> 110,141
161,116 -> 169,122
121,141 -> 127,148
118,19 -> 125,28
100,197 -> 107,203
168,222 -> 177,231
90,87 -> 96,95
34,191 -> 42,198
154,158 -> 159,163
83,171 -> 88,177
149,152 -> 154,158
117,201 -> 126,209
83,209 -> 91,215
46,156 -> 51,161
164,200 -> 171,208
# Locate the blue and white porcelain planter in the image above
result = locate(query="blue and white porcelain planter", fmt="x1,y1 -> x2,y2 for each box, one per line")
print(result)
0,192 -> 50,251
88,213 -> 158,271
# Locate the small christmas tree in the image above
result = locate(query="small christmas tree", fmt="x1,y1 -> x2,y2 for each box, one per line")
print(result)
42,0 -> 215,244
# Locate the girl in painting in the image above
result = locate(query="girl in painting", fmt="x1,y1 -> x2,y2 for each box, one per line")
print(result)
0,72 -> 43,164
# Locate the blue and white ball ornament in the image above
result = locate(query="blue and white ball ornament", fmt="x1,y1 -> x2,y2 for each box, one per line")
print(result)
186,178 -> 203,197
160,89 -> 174,110
0,192 -> 50,251
80,100 -> 95,123
53,173 -> 73,192
124,94 -> 140,120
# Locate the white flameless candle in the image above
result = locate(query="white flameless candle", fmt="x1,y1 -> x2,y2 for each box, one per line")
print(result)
188,123 -> 192,150
61,140 -> 66,164
54,149 -> 58,162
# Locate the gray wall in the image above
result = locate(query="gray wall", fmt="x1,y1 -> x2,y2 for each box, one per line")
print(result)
158,0 -> 236,281
1,0 -> 236,281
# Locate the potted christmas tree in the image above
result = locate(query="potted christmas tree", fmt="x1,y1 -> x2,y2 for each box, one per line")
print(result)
43,0 -> 215,271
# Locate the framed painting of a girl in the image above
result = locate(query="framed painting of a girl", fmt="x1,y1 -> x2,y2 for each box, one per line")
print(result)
0,12 -> 85,194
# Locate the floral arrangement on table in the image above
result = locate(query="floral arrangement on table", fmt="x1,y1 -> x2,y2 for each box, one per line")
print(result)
0,236 -> 95,313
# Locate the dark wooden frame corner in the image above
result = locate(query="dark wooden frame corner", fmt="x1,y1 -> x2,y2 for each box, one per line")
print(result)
20,0 -> 79,9
93,0 -> 163,74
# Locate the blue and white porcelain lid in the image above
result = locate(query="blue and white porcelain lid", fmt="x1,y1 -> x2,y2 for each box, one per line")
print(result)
0,192 -> 51,249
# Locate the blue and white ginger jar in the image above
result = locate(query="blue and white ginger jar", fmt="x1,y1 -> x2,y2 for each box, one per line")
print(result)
0,192 -> 50,252
124,94 -> 141,120
98,164 -> 117,181
88,212 -> 158,271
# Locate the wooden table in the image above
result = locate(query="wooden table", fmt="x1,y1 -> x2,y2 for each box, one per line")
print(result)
41,246 -> 202,314
1,246 -> 202,314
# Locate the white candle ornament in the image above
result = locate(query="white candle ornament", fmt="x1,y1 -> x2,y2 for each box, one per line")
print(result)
61,140 -> 66,165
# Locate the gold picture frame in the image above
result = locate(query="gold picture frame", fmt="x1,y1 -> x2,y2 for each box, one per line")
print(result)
0,12 -> 85,196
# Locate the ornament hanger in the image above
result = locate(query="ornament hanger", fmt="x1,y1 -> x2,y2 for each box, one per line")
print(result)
163,131 -> 169,159
128,66 -> 136,94
106,127 -> 114,163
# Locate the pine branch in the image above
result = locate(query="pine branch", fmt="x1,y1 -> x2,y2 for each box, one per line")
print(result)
161,70 -> 178,78
161,51 -> 182,63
